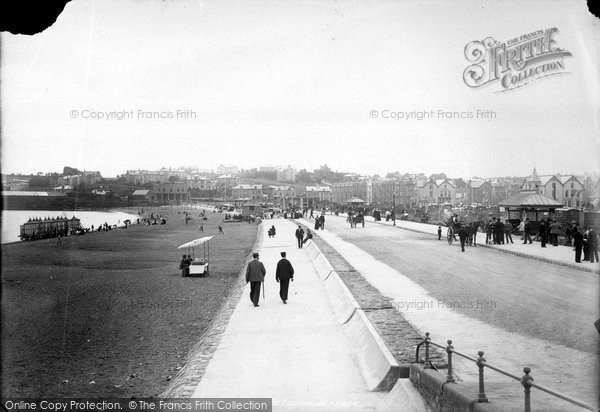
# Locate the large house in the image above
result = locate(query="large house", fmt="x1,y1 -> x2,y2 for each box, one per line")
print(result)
466,179 -> 492,205
303,186 -> 333,206
522,168 -> 584,208
151,182 -> 190,203
270,185 -> 295,201
231,184 -> 265,201
416,178 -> 457,205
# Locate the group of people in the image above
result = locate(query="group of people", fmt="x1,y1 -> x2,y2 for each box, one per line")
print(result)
571,224 -> 598,263
524,218 -> 564,247
313,214 -> 325,230
445,214 -> 599,263
484,217 -> 514,245
245,251 -> 295,306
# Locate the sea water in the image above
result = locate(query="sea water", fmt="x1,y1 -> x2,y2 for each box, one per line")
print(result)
1,210 -> 141,243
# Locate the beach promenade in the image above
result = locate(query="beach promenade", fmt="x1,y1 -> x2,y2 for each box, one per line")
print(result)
190,218 -> 426,411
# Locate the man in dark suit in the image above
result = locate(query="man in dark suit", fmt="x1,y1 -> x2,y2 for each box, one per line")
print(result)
246,253 -> 266,307
538,219 -> 547,247
573,226 -> 584,263
587,227 -> 598,263
523,218 -> 533,244
458,224 -> 469,252
275,252 -> 294,304
496,218 -> 505,245
295,225 -> 304,248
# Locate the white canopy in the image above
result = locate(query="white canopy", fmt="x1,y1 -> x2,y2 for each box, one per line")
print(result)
178,235 -> 214,249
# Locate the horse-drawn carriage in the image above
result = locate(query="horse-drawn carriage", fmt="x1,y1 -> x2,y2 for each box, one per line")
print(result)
347,211 -> 365,228
444,216 -> 481,245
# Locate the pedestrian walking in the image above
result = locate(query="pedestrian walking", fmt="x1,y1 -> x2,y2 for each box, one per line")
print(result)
458,225 -> 469,252
549,219 -> 562,246
573,226 -> 583,263
246,253 -> 266,307
588,227 -> 598,263
275,251 -> 294,304
517,220 -> 524,240
582,226 -> 590,261
539,220 -> 547,247
438,226 -> 442,240
495,218 -> 504,244
523,218 -> 533,244
485,220 -> 493,244
319,214 -> 325,230
295,225 -> 304,249
504,220 -> 514,244
199,224 -> 204,232
218,225 -> 224,235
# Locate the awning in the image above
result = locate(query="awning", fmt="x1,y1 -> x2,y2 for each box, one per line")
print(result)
178,235 -> 214,249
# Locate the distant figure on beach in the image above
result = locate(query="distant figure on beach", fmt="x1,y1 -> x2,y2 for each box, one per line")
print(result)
199,224 -> 204,232
275,251 -> 294,304
218,225 -> 224,235
246,253 -> 266,307
56,235 -> 61,245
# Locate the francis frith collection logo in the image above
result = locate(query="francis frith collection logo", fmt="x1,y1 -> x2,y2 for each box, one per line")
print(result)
463,28 -> 572,92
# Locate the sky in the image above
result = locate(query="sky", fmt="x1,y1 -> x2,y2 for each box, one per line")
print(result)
1,0 -> 599,179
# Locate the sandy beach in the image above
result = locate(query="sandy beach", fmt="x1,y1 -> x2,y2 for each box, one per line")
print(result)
1,206 -> 257,397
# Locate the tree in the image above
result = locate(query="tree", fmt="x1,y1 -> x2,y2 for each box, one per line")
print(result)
454,178 -> 467,188
296,169 -> 314,183
29,176 -> 52,188
63,166 -> 80,176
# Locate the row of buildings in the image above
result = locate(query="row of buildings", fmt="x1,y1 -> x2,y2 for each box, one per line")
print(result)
130,183 -> 333,206
327,169 -> 598,209
130,169 -> 599,210
123,164 -> 298,187
4,166 -> 599,210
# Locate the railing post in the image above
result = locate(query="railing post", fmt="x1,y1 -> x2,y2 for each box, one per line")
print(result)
446,340 -> 455,383
424,332 -> 431,368
476,351 -> 488,402
521,367 -> 533,412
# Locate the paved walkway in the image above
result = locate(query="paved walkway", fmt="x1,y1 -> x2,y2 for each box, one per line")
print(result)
299,215 -> 599,411
345,213 -> 600,273
192,219 -> 386,411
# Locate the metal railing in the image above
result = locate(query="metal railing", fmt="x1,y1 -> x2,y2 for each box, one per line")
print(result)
414,332 -> 597,412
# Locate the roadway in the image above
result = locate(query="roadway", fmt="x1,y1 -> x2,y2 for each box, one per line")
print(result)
299,214 -> 599,409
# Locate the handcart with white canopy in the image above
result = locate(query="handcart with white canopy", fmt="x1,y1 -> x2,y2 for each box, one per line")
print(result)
178,235 -> 214,277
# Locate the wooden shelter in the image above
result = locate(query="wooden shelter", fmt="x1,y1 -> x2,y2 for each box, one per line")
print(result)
497,191 -> 563,221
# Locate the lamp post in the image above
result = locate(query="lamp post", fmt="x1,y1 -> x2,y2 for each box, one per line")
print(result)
392,189 -> 396,226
